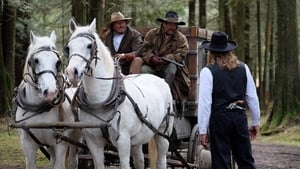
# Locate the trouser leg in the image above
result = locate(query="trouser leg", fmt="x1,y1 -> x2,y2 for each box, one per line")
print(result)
163,63 -> 177,86
140,64 -> 155,74
209,114 -> 232,169
231,114 -> 256,169
129,57 -> 144,74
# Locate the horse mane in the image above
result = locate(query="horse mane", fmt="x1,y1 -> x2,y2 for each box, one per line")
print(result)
94,32 -> 115,75
23,44 -> 33,76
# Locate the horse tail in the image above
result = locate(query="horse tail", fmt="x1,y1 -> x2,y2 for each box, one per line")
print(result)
148,137 -> 157,169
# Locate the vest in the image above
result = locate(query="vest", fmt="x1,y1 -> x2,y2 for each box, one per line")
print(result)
207,62 -> 247,114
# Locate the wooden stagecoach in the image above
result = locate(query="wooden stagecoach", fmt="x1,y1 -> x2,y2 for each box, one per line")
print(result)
81,26 -> 214,169
10,26 -> 215,169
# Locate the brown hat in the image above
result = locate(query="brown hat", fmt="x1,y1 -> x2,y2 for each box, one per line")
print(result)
157,11 -> 185,25
107,12 -> 132,28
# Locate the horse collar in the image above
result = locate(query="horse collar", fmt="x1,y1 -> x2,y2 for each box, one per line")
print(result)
13,82 -> 66,122
13,86 -> 53,117
75,70 -> 126,113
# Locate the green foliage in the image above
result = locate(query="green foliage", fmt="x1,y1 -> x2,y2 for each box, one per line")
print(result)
123,0 -> 187,26
26,0 -> 72,51
18,0 -> 189,50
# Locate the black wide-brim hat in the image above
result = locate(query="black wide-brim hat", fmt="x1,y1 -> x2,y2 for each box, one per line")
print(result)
157,11 -> 185,25
200,32 -> 238,52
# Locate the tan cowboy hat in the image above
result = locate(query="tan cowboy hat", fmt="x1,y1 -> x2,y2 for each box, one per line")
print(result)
157,11 -> 185,25
107,12 -> 132,28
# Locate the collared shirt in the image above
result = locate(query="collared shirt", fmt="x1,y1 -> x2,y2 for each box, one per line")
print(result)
113,33 -> 125,51
104,26 -> 142,55
197,64 -> 261,134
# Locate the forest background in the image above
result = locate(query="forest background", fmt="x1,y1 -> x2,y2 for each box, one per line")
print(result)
0,0 -> 299,135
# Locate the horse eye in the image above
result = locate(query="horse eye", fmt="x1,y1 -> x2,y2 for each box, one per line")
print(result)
34,58 -> 39,64
56,60 -> 62,71
87,44 -> 92,49
64,46 -> 69,58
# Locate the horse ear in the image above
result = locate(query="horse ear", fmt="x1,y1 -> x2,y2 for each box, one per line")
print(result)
30,30 -> 37,44
69,18 -> 77,33
89,18 -> 96,33
50,30 -> 56,43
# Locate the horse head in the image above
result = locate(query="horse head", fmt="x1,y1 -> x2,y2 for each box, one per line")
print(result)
64,18 -> 114,86
25,30 -> 61,101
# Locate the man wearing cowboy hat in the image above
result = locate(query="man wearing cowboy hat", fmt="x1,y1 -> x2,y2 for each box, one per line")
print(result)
197,31 -> 260,169
132,11 -> 189,112
138,10 -> 188,81
104,11 -> 143,75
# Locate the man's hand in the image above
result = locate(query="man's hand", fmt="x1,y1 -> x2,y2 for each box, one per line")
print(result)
124,53 -> 135,62
199,134 -> 209,149
150,56 -> 165,65
249,126 -> 259,141
114,53 -> 135,62
114,53 -> 125,60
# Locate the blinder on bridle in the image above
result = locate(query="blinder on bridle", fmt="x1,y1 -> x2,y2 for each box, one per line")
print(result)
27,46 -> 61,82
63,33 -> 98,63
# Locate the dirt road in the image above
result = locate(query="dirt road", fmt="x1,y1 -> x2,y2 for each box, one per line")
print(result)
252,141 -> 300,169
1,141 -> 300,169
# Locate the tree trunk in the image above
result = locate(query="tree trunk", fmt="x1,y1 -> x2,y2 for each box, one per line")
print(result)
0,0 -> 16,115
262,0 -> 274,107
219,0 -> 232,37
189,0 -> 196,26
96,0 -> 105,28
72,0 -> 87,25
199,0 -> 206,28
264,0 -> 299,129
256,0 -> 263,107
244,2 -> 250,64
15,0 -> 31,86
218,0 -> 225,31
88,0 -> 100,30
233,0 -> 245,61
3,0 -> 16,85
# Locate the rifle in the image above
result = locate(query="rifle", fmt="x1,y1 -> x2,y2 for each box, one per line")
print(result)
161,57 -> 184,67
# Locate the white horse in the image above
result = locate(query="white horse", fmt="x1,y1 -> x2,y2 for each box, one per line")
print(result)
14,30 -> 80,169
64,18 -> 174,169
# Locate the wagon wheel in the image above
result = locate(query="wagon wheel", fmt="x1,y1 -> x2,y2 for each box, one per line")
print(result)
187,124 -> 211,169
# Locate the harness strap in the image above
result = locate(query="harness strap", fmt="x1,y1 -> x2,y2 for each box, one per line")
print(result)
122,90 -> 191,169
74,64 -> 125,142
24,128 -> 50,160
53,132 -> 89,150
16,87 -> 53,114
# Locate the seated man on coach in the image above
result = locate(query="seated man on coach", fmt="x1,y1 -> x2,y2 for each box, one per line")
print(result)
104,11 -> 143,75
131,11 -> 190,113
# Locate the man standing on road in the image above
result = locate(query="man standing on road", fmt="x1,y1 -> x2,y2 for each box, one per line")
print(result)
197,31 -> 260,169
